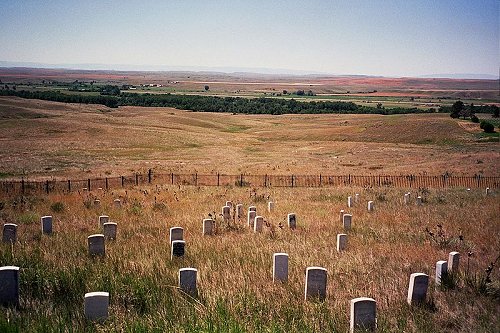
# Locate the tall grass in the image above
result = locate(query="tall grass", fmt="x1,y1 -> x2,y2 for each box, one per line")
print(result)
0,186 -> 498,332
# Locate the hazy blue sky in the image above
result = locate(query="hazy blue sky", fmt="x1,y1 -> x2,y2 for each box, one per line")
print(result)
0,0 -> 498,76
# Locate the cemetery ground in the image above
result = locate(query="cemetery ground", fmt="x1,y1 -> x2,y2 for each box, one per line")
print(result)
0,185 -> 499,332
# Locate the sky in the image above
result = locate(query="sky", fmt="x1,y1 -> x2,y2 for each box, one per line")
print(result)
0,0 -> 498,77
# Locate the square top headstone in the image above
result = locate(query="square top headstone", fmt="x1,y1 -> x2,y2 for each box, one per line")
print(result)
305,267 -> 327,301
84,291 -> 109,321
169,227 -> 184,244
0,266 -> 20,307
407,273 -> 429,305
2,224 -> 18,243
350,297 -> 376,333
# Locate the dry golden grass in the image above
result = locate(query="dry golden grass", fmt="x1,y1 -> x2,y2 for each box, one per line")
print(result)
0,185 -> 498,332
0,97 -> 498,181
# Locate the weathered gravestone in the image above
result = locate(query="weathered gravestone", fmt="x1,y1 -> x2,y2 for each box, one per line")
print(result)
169,227 -> 184,244
247,210 -> 256,228
236,204 -> 244,219
305,267 -> 327,301
367,201 -> 374,212
416,196 -> 423,206
2,224 -> 17,243
448,251 -> 460,273
113,199 -> 121,208
348,196 -> 353,208
94,199 -> 101,207
350,297 -> 376,332
202,219 -> 214,236
171,240 -> 185,259
268,201 -> 274,213
222,205 -> 231,220
404,193 -> 410,205
41,215 -> 53,234
98,215 -> 109,226
248,206 -> 257,212
254,216 -> 264,233
84,292 -> 109,321
88,234 -> 105,256
343,214 -> 352,231
288,213 -> 297,230
435,260 -> 448,286
340,209 -> 344,224
486,187 -> 490,196
355,193 -> 360,203
179,268 -> 197,296
103,222 -> 117,240
407,273 -> 429,305
0,266 -> 19,307
337,233 -> 347,252
273,253 -> 289,283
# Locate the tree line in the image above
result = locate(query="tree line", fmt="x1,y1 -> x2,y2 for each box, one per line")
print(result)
0,88 -> 489,116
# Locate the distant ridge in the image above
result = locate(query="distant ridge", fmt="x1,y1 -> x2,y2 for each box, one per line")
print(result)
0,60 -> 497,80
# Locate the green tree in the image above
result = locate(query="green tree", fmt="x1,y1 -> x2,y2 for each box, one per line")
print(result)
450,100 -> 464,118
204,85 -> 209,91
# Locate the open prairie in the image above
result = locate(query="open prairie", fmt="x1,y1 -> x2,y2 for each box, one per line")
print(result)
0,96 -> 498,180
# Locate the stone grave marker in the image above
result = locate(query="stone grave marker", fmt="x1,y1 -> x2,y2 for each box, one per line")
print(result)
435,260 -> 448,286
340,209 -> 344,224
113,199 -> 121,208
288,213 -> 297,230
222,205 -> 231,220
367,201 -> 374,212
350,297 -> 376,333
202,219 -> 214,236
343,214 -> 352,231
348,196 -> 353,208
248,206 -> 257,212
103,222 -> 117,240
404,193 -> 410,205
94,199 -> 101,207
225,201 -> 233,209
448,251 -> 460,273
169,227 -> 184,244
98,215 -> 109,226
337,234 -> 347,252
247,210 -> 256,228
171,240 -> 185,259
355,193 -> 360,203
236,204 -> 244,219
486,187 -> 490,196
273,253 -> 289,283
254,216 -> 263,233
268,201 -> 274,212
0,266 -> 19,307
416,196 -> 423,205
88,234 -> 105,256
2,224 -> 17,243
41,215 -> 53,234
179,268 -> 197,296
407,273 -> 429,305
84,291 -> 109,321
305,267 -> 327,301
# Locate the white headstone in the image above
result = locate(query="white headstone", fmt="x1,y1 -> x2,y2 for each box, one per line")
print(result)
485,187 -> 490,196
305,267 -> 327,301
98,215 -> 109,226
84,291 -> 109,321
247,211 -> 256,228
404,193 -> 410,205
248,206 -> 257,212
367,201 -> 374,212
179,268 -> 197,296
0,266 -> 19,307
448,251 -> 460,273
348,196 -> 353,208
94,199 -> 101,207
222,205 -> 231,220
416,196 -> 423,206
355,193 -> 360,203
268,201 -> 274,212
337,234 -> 347,252
2,224 -> 17,243
236,204 -> 244,219
41,215 -> 53,234
169,227 -> 184,244
88,234 -> 105,256
103,222 -> 117,240
202,219 -> 214,236
343,214 -> 352,231
254,216 -> 264,233
287,213 -> 297,229
350,297 -> 376,333
171,240 -> 185,259
435,260 -> 448,286
407,273 -> 429,305
113,199 -> 121,208
273,253 -> 289,283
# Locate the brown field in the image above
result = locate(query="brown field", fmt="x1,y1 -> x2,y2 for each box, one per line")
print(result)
0,96 -> 498,180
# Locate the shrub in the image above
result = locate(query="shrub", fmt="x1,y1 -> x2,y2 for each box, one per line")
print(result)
481,121 -> 495,133
50,202 -> 65,213
471,115 -> 479,123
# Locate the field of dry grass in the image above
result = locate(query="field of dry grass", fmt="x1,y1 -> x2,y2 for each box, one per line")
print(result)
0,97 -> 498,180
0,185 -> 498,332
